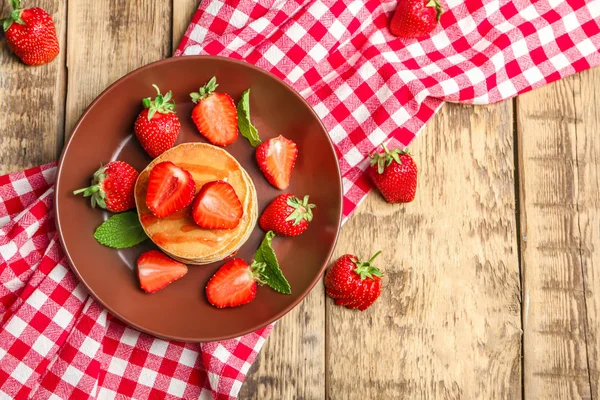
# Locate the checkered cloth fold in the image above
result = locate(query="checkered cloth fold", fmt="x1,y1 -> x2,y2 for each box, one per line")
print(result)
176,0 -> 600,218
1,0 -> 599,398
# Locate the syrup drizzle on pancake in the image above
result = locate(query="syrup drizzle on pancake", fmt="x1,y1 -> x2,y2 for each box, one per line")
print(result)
151,232 -> 223,247
177,164 -> 229,179
139,208 -> 189,225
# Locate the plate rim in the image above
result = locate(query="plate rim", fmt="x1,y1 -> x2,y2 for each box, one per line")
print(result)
55,55 -> 343,342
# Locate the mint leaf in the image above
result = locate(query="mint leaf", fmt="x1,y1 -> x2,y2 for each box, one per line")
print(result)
94,211 -> 148,249
254,231 -> 291,294
237,89 -> 261,148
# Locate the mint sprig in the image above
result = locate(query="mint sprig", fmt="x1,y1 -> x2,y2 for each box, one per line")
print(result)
253,231 -> 291,294
237,89 -> 261,148
94,211 -> 148,249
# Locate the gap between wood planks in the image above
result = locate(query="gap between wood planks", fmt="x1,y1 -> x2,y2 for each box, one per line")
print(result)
570,74 -> 594,400
516,72 -> 597,399
512,97 -> 526,400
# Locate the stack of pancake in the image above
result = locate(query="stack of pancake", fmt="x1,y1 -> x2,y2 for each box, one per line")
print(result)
134,143 -> 258,265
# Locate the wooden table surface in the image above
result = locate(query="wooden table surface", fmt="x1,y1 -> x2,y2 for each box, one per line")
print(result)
1,1 -> 599,399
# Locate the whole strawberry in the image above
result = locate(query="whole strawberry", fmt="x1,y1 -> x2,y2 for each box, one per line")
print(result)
73,161 -> 139,212
368,144 -> 417,203
324,251 -> 383,311
259,194 -> 315,237
134,84 -> 180,158
389,0 -> 443,38
2,0 -> 59,65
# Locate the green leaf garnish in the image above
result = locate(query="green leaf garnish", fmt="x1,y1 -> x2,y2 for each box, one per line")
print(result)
253,231 -> 291,294
93,211 -> 148,249
237,89 -> 261,148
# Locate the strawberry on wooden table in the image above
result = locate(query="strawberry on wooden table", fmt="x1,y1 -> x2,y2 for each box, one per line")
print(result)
190,77 -> 238,146
324,251 -> 383,311
134,84 -> 181,158
259,194 -> 315,237
73,161 -> 139,212
368,144 -> 418,203
2,0 -> 59,65
192,180 -> 243,229
206,231 -> 291,308
389,0 -> 444,38
237,89 -> 298,190
145,161 -> 195,218
137,250 -> 188,293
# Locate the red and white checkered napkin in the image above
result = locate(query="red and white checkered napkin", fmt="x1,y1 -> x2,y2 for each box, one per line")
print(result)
175,0 -> 600,218
2,0 -> 600,399
0,165 -> 270,399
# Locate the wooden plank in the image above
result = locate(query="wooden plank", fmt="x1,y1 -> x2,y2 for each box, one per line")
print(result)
239,287 -> 326,399
172,0 -> 200,50
0,0 -> 67,174
64,0 -> 172,136
326,102 -> 522,398
517,74 -> 594,398
576,67 -> 600,399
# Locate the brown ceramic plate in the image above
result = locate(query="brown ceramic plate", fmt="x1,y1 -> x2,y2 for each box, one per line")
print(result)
55,56 -> 342,342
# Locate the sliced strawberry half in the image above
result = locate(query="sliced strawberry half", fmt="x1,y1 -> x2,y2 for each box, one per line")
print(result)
192,181 -> 243,229
190,77 -> 238,146
206,258 -> 260,308
146,161 -> 196,218
137,250 -> 188,293
256,135 -> 298,190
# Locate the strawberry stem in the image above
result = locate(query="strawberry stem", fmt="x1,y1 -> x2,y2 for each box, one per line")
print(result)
73,166 -> 108,209
142,84 -> 176,120
249,260 -> 268,285
368,250 -> 382,264
369,144 -> 410,174
285,195 -> 316,226
352,251 -> 383,280
190,76 -> 218,103
3,0 -> 25,31
426,0 -> 444,21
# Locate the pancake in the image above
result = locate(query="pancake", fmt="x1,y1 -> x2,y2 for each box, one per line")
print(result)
134,143 -> 257,265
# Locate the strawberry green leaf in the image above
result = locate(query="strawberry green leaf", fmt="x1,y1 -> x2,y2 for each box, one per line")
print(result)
190,76 -> 218,103
253,231 -> 291,294
94,211 -> 148,249
237,89 -> 261,148
352,250 -> 384,280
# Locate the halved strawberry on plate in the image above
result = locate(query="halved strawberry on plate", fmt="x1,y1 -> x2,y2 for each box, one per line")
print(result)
146,161 -> 196,218
190,77 -> 238,146
137,250 -> 188,293
192,180 -> 243,229
256,136 -> 298,190
205,258 -> 259,308
206,231 -> 291,308
237,89 -> 299,190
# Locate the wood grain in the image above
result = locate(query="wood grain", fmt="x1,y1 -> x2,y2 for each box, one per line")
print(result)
239,286 -> 326,399
517,75 -> 594,398
64,0 -> 172,136
326,102 -> 522,399
576,67 -> 600,399
0,0 -> 66,174
172,0 -> 201,50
